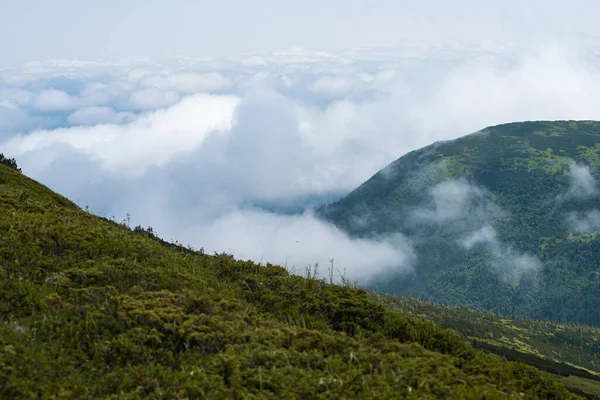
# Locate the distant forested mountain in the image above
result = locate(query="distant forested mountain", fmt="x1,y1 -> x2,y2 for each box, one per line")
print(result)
319,121 -> 600,326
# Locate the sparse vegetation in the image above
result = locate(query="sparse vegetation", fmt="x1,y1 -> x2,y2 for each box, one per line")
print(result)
0,153 -> 20,173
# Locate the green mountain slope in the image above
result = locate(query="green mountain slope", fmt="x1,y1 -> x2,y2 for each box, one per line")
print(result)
371,293 -> 600,399
0,164 -> 581,398
318,121 -> 600,326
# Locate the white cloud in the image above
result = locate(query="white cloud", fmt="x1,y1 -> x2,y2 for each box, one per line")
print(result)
178,210 -> 414,283
461,225 -> 498,249
0,103 -> 29,136
67,106 -> 135,126
34,88 -> 77,111
559,163 -> 600,234
0,88 -> 34,106
311,77 -> 357,96
415,179 -> 490,223
459,222 -> 542,286
460,224 -> 542,284
140,72 -> 232,94
408,177 -> 542,285
6,43 -> 600,282
129,88 -> 181,110
243,56 -> 268,66
567,210 -> 600,234
563,162 -> 597,200
5,93 -> 240,174
407,45 -> 600,137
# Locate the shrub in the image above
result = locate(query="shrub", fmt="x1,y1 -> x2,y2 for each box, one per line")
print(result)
0,153 -> 21,173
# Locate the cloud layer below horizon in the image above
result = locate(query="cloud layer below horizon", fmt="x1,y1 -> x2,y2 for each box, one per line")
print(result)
4,43 -> 600,282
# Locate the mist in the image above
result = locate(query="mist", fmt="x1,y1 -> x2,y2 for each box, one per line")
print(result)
559,162 -> 598,201
4,43 -> 600,282
415,178 -> 542,285
561,162 -> 600,234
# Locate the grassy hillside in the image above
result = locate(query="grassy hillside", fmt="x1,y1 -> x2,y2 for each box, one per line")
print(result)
318,121 -> 600,327
372,293 -> 600,398
0,162 -> 582,398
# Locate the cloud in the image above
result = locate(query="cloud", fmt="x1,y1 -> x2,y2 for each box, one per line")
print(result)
243,56 -> 268,66
129,88 -> 181,110
140,72 -> 232,94
0,103 -> 29,137
178,210 -> 415,283
460,225 -> 542,285
562,162 -> 597,200
411,176 -> 541,285
4,93 -> 240,175
408,176 -> 505,236
0,88 -> 34,106
415,178 -> 491,222
461,225 -> 498,249
34,88 -> 77,111
406,44 -> 600,137
311,77 -> 357,97
6,43 -> 600,283
558,163 -> 600,235
67,106 -> 135,126
14,139 -> 415,284
567,210 -> 600,234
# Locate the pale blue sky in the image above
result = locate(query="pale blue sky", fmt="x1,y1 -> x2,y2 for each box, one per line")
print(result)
1,0 -> 597,61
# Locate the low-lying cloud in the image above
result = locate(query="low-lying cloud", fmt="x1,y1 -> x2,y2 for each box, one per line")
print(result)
180,210 -> 415,283
567,210 -> 600,234
67,106 -> 135,126
34,89 -> 77,111
559,162 -> 600,235
412,178 -> 502,225
412,176 -> 541,284
3,43 -> 600,282
461,225 -> 542,285
560,162 -> 597,201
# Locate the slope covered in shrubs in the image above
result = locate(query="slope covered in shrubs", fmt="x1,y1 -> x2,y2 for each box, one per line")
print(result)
0,163 -> 578,398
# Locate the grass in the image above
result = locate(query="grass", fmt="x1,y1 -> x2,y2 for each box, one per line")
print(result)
372,293 -> 600,398
556,376 -> 600,399
0,163 -> 583,398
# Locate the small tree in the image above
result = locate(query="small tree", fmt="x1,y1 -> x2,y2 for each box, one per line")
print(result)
0,153 -> 21,173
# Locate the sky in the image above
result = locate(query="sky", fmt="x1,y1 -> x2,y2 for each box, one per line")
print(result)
2,0 -> 600,282
3,0 -> 600,62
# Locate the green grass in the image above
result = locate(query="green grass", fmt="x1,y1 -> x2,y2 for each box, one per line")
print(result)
556,376 -> 600,399
0,163 -> 582,398
372,293 -> 600,398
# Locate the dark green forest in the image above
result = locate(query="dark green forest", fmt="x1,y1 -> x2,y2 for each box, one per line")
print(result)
318,121 -> 600,327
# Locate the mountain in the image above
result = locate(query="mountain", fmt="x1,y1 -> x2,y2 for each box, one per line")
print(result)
0,163 -> 579,398
318,121 -> 600,327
